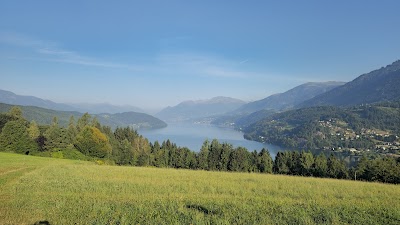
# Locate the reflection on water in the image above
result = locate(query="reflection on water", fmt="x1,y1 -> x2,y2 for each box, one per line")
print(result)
140,123 -> 283,158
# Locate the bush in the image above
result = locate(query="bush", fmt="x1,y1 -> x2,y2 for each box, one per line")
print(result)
51,151 -> 64,159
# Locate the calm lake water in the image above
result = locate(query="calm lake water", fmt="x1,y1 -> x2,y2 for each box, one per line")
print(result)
140,123 -> 283,158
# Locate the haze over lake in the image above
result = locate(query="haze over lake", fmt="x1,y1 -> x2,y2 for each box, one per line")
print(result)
140,123 -> 283,158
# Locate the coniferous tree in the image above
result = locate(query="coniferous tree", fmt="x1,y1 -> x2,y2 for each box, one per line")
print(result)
219,143 -> 233,171
327,154 -> 348,179
313,154 -> 328,177
289,151 -> 301,175
355,155 -> 369,181
247,150 -> 258,172
44,117 -> 69,151
185,149 -> 197,169
160,141 -> 170,167
228,147 -> 250,172
116,139 -> 135,165
102,125 -> 121,162
77,113 -> 91,132
0,113 -> 15,131
0,120 -> 38,154
208,139 -> 221,170
133,136 -> 151,166
299,151 -> 314,176
257,148 -> 273,173
152,141 -> 164,167
273,151 -> 291,174
197,140 -> 209,170
67,116 -> 78,143
91,117 -> 101,129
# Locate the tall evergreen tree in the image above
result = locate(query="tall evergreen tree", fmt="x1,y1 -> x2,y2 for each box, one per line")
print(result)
152,141 -> 164,167
313,154 -> 328,177
257,148 -> 273,173
91,117 -> 101,129
0,113 -> 16,131
116,139 -> 136,165
219,143 -> 233,171
355,155 -> 369,181
327,154 -> 348,179
0,120 -> 38,154
289,151 -> 301,175
197,140 -> 209,170
67,116 -> 78,143
299,151 -> 314,176
228,147 -> 250,172
133,137 -> 151,166
273,151 -> 290,174
44,117 -> 69,151
208,139 -> 221,170
77,113 -> 91,132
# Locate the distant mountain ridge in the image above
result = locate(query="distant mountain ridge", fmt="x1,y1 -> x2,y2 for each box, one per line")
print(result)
156,96 -> 246,122
0,89 -> 143,114
300,60 -> 400,107
96,112 -> 167,129
235,81 -> 345,114
209,82 -> 344,128
0,103 -> 167,130
0,89 -> 75,111
68,103 -> 143,114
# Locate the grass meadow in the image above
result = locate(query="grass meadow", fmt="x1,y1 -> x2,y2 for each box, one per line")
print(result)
0,152 -> 399,225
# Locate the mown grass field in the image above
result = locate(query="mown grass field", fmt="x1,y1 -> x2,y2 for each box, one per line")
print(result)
0,152 -> 399,225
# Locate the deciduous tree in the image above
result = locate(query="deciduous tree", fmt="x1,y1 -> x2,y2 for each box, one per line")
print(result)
75,126 -> 112,158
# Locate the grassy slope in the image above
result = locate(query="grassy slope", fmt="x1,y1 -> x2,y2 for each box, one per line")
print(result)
0,153 -> 399,225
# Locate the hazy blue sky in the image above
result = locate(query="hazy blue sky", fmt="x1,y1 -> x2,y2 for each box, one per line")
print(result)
1,0 -> 399,111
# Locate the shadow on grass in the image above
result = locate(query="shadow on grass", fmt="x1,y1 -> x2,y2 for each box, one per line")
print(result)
33,220 -> 51,225
186,204 -> 222,216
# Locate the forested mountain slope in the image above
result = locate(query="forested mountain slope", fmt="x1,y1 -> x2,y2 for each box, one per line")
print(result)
244,101 -> 400,153
300,60 -> 400,107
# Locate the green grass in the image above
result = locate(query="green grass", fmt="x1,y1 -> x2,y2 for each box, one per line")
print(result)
1,152 -> 399,225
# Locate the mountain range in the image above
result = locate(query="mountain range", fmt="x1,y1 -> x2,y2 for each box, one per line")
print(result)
235,81 -> 345,114
2,59 -> 399,133
210,81 -> 345,127
300,60 -> 400,107
0,89 -> 143,114
241,60 -> 400,153
156,96 -> 246,122
0,103 -> 167,130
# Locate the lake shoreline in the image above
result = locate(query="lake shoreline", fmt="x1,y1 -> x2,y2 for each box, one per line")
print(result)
140,122 -> 283,158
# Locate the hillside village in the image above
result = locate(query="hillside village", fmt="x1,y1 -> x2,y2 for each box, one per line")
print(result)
318,119 -> 399,155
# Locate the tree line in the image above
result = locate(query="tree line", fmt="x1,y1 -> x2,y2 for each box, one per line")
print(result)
0,107 -> 399,184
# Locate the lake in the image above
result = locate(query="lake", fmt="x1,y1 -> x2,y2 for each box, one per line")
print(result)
140,123 -> 283,158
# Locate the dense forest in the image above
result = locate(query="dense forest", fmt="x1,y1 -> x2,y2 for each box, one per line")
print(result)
243,101 -> 400,154
0,106 -> 399,184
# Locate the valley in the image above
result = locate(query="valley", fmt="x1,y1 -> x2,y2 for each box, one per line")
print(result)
2,1 -> 400,224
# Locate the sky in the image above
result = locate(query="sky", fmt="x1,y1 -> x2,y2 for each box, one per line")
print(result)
1,0 -> 400,112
